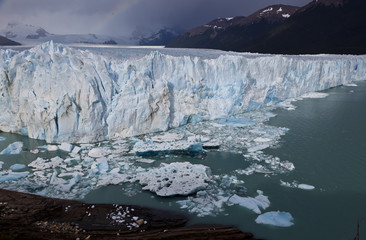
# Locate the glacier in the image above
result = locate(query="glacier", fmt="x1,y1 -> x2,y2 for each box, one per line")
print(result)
1,41 -> 366,143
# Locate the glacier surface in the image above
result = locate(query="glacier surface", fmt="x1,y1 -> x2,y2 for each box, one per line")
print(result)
1,41 -> 365,143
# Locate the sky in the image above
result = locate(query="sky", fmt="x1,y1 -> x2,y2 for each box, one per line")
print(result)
0,0 -> 311,37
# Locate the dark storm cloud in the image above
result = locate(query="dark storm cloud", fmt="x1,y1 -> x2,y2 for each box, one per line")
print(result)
0,0 -> 311,36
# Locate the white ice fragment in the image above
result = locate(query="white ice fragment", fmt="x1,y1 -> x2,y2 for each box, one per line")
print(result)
47,145 -> 59,151
0,136 -> 5,141
218,117 -> 255,127
301,92 -> 329,99
280,180 -> 315,190
151,133 -> 183,142
59,142 -> 73,152
0,142 -> 23,155
135,162 -> 211,196
28,156 -> 64,170
247,144 -> 270,153
255,211 -> 294,227
298,184 -> 315,190
0,171 -> 29,182
136,158 -> 155,164
30,149 -> 39,154
133,140 -> 205,157
343,83 -> 357,87
72,146 -> 81,154
9,163 -> 26,171
254,137 -> 272,143
88,148 -> 109,158
228,191 -> 270,214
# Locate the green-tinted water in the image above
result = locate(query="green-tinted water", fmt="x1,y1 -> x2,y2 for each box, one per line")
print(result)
84,82 -> 366,240
1,82 -> 365,239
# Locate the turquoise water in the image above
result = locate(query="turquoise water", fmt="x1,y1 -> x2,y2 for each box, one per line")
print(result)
1,81 -> 365,239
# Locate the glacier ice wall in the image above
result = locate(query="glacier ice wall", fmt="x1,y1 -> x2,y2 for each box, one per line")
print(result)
1,41 -> 365,143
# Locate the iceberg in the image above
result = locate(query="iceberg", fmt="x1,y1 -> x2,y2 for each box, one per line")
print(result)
9,163 -> 26,171
134,162 -> 211,196
255,211 -> 294,227
228,190 -> 270,214
0,171 -> 29,182
0,142 -> 23,155
1,42 -> 365,143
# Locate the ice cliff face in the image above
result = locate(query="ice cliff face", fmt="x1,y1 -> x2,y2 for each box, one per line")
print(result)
1,41 -> 365,143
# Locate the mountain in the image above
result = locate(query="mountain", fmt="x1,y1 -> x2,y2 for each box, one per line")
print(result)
168,0 -> 366,54
139,28 -> 183,46
0,35 -> 20,46
167,5 -> 299,50
0,23 -> 133,45
242,0 -> 366,54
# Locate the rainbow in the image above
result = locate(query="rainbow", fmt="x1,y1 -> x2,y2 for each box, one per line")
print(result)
93,0 -> 141,33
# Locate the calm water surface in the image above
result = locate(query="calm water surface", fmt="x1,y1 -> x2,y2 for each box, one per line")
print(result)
84,81 -> 366,240
1,81 -> 365,240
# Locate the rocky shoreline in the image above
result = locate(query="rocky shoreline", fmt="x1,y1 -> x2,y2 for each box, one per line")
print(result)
0,189 -> 260,240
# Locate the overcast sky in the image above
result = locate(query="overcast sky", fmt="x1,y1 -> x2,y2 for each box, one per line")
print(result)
0,0 -> 312,36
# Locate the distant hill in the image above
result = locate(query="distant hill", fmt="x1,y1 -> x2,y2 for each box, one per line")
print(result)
0,23 -> 133,45
0,35 -> 20,46
168,0 -> 366,54
167,4 -> 299,50
139,28 -> 183,46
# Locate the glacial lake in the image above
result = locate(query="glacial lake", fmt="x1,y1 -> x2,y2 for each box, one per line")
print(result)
1,81 -> 365,240
84,81 -> 366,240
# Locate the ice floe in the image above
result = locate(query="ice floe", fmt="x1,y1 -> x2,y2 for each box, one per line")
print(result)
0,142 -> 23,155
0,171 -> 29,182
228,190 -> 270,214
0,136 -> 5,141
300,92 -> 329,99
134,162 -> 211,196
255,211 -> 294,227
9,163 -> 26,171
59,142 -> 73,152
280,180 -> 315,190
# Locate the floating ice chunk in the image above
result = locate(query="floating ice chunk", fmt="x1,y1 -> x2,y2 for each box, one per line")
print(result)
88,147 -> 110,158
9,164 -> 26,171
50,170 -> 82,192
254,137 -> 272,143
228,190 -> 270,214
28,157 -> 64,170
255,211 -> 294,227
280,161 -> 295,171
0,136 -> 5,141
59,142 -> 73,152
343,83 -> 357,87
133,140 -> 206,157
298,184 -> 315,190
136,158 -> 155,164
30,149 -> 39,154
247,143 -> 270,153
0,142 -> 23,155
151,133 -> 184,142
0,171 -> 29,182
301,92 -> 329,99
218,117 -> 255,127
72,146 -> 82,154
47,145 -> 59,151
280,180 -> 315,190
135,162 -> 211,196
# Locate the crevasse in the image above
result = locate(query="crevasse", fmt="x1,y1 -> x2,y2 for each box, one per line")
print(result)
1,41 -> 365,143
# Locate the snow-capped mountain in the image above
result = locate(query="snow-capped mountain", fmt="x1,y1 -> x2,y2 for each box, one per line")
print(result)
167,4 -> 299,49
0,23 -> 134,45
139,28 -> 183,46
